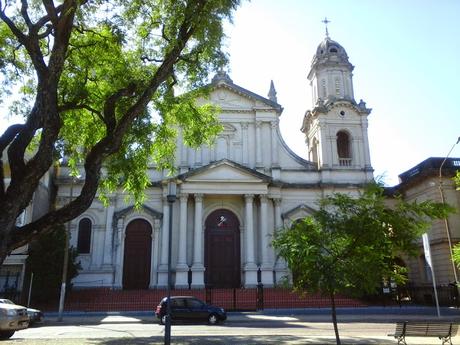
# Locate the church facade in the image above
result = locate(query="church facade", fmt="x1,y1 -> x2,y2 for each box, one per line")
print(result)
56,35 -> 374,290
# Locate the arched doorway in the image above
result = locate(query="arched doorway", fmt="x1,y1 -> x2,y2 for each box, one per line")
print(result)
123,219 -> 152,289
205,209 -> 241,288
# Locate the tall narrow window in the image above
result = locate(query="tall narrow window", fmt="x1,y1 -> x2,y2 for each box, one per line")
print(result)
321,79 -> 327,98
336,131 -> 351,166
77,218 -> 92,254
335,78 -> 341,97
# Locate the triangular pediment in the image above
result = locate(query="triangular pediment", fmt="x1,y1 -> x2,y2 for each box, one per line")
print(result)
178,159 -> 272,184
201,76 -> 283,114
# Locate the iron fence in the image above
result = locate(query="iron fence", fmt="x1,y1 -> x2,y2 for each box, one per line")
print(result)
364,284 -> 460,308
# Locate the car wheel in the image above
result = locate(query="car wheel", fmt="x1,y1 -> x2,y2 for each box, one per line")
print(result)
208,313 -> 219,325
0,330 -> 15,340
160,315 -> 167,325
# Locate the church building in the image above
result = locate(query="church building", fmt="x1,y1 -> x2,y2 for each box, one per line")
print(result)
56,34 -> 374,290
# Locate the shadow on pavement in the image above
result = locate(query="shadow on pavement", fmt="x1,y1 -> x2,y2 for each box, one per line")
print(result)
92,335 -> 397,345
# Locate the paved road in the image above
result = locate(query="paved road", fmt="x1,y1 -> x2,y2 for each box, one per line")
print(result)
3,307 -> 460,344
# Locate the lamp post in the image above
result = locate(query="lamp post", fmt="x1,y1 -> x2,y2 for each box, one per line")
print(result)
438,137 -> 460,286
58,176 -> 76,322
164,181 -> 176,345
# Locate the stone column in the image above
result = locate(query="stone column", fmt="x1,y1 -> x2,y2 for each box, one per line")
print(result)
175,193 -> 189,287
157,197 -> 169,287
150,219 -> 161,288
255,121 -> 263,168
352,136 -> 360,168
270,120 -> 279,167
273,198 -> 282,230
113,218 -> 124,288
362,119 -> 372,170
259,195 -> 272,285
180,129 -> 188,173
273,198 -> 288,285
195,147 -> 202,167
102,203 -> 115,268
191,194 -> 205,288
242,123 -> 249,165
244,194 -> 257,286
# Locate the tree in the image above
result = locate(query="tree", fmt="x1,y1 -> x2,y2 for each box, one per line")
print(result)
454,171 -> 460,191
26,224 -> 81,303
451,171 -> 460,267
0,0 -> 241,265
272,183 -> 452,345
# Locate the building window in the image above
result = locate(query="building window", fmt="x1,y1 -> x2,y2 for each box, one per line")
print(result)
336,131 -> 351,166
321,79 -> 327,98
77,218 -> 92,254
335,78 -> 341,97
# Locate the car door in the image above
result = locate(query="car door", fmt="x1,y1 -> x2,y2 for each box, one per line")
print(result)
170,298 -> 188,321
186,298 -> 208,322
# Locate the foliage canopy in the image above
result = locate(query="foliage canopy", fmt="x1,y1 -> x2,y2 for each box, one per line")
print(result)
26,224 -> 81,303
272,183 -> 452,344
0,0 -> 241,264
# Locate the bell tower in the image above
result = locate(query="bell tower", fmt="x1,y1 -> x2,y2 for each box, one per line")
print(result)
301,23 -> 373,178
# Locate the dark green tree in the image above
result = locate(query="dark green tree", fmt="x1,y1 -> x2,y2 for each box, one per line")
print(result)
272,183 -> 452,345
0,0 -> 241,265
26,224 -> 80,303
451,172 -> 460,267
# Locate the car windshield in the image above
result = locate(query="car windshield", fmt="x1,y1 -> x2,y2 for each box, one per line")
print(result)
0,299 -> 15,304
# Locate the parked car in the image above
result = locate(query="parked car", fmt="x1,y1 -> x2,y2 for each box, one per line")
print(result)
0,299 -> 43,325
0,302 -> 29,339
155,296 -> 226,325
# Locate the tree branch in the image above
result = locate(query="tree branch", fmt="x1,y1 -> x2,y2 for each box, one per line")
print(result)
34,3 -> 64,29
41,0 -> 59,27
0,124 -> 25,154
0,124 -> 24,197
20,0 -> 33,29
37,24 -> 53,39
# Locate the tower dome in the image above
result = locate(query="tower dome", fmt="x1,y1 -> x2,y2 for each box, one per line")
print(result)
308,36 -> 355,105
312,37 -> 350,67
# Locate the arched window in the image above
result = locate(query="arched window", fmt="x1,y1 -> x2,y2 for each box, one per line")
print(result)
336,131 -> 351,166
77,218 -> 92,254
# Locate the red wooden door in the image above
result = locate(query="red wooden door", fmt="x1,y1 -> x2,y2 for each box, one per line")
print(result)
123,219 -> 152,289
205,209 -> 241,288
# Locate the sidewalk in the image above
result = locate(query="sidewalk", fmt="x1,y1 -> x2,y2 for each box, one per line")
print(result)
43,306 -> 460,325
16,307 -> 460,345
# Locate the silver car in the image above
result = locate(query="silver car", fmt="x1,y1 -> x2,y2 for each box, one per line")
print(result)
0,299 -> 43,325
0,302 -> 29,339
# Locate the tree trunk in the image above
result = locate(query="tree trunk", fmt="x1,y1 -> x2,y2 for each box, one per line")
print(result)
330,291 -> 341,345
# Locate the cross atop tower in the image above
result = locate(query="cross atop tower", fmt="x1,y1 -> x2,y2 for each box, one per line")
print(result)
322,17 -> 330,38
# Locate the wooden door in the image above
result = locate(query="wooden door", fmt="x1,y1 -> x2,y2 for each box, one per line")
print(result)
205,209 -> 241,288
123,219 -> 152,289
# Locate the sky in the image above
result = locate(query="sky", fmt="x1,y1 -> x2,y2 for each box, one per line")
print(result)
1,1 -> 459,186
223,0 -> 460,185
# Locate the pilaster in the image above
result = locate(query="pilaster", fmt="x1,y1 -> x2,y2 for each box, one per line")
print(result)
192,194 -> 205,288
176,193 -> 190,288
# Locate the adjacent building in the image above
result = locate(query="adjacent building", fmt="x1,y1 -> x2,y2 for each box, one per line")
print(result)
389,157 -> 460,287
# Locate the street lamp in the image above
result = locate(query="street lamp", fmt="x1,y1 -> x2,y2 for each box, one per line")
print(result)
58,175 -> 78,322
438,137 -> 460,286
164,180 -> 176,345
